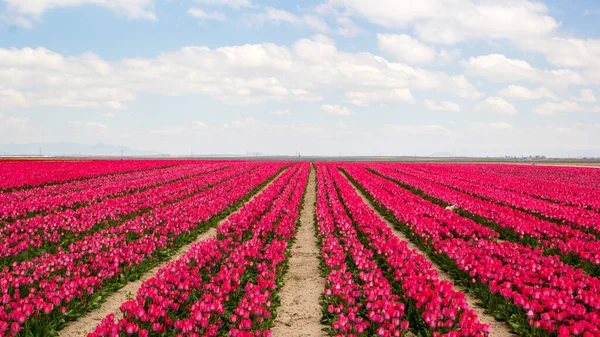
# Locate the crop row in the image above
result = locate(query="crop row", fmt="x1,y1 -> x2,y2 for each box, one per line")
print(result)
368,164 -> 600,275
89,163 -> 309,337
0,162 -> 257,265
0,160 -> 180,191
392,165 -> 600,233
0,162 -> 286,336
315,163 -> 488,337
474,164 -> 600,189
407,164 -> 600,211
0,162 -> 225,222
342,164 -> 600,336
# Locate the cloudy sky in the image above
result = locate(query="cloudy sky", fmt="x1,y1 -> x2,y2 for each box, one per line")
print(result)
1,0 -> 600,157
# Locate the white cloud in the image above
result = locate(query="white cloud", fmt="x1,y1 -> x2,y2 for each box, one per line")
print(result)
570,89 -> 597,103
482,96 -> 518,115
438,49 -> 461,64
0,113 -> 31,132
3,0 -> 156,24
1,14 -> 33,29
377,34 -> 436,64
377,34 -> 459,65
345,89 -> 415,107
334,17 -> 363,37
187,8 -> 226,21
322,104 -> 352,116
251,7 -> 329,33
250,7 -> 363,37
424,99 -> 461,112
195,0 -> 254,10
270,109 -> 294,116
335,121 -> 348,129
102,112 -> 116,118
224,116 -> 256,129
0,47 -> 136,109
0,37 -> 483,109
69,121 -> 108,130
499,85 -> 558,101
512,37 -> 600,87
533,101 -> 583,115
465,54 -> 537,82
325,0 -> 558,44
440,75 -> 484,99
191,121 -> 211,129
464,54 -> 587,87
0,88 -> 29,108
474,122 -> 515,131
517,37 -> 600,70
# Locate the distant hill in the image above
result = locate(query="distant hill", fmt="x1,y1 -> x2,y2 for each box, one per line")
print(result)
0,142 -> 156,156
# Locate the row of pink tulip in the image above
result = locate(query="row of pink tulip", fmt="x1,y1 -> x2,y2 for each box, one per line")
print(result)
317,164 -> 409,337
318,164 -> 489,336
394,164 -> 600,233
472,164 -> 600,189
0,163 -> 223,221
217,164 -> 308,336
89,163 -> 309,337
0,160 -> 179,190
340,166 -> 499,246
343,164 -> 600,336
0,163 -> 285,336
0,162 -> 226,220
405,164 -> 600,211
0,163 -> 257,264
370,164 -> 600,267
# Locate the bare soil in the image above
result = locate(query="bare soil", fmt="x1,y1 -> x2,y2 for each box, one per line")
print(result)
344,174 -> 516,337
59,228 -> 217,337
272,167 -> 327,337
59,170 -> 286,337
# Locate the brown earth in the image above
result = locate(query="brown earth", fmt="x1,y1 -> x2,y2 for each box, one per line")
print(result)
271,166 -> 327,337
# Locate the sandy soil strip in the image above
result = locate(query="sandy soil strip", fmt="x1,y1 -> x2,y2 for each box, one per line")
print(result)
59,227 -> 217,337
344,173 -> 515,337
59,169 -> 286,337
272,166 -> 327,337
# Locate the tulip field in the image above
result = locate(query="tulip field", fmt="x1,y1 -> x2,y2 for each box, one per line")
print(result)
0,160 -> 599,337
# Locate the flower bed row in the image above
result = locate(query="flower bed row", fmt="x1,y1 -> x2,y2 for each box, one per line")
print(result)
368,164 -> 600,276
342,164 -> 600,337
391,164 -> 600,234
89,163 -> 310,337
0,163 -> 257,266
316,163 -> 488,337
405,164 -> 600,211
0,162 -> 224,222
0,160 -> 179,191
485,164 -> 600,189
0,163 -> 287,336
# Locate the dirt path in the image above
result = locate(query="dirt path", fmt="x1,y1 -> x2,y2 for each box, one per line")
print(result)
343,173 -> 515,337
59,170 -> 286,337
59,228 -> 217,337
272,166 -> 326,337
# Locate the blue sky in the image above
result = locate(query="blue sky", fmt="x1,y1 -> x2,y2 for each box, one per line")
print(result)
1,0 -> 600,157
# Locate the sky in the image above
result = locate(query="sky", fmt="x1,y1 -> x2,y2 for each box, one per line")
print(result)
1,0 -> 600,157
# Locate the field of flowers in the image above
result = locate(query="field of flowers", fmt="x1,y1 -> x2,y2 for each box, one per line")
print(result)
342,163 -> 600,336
1,159 -> 599,337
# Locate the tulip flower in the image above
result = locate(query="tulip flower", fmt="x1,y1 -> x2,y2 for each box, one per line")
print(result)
87,163 -> 309,337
